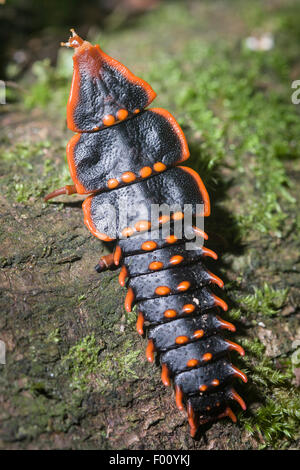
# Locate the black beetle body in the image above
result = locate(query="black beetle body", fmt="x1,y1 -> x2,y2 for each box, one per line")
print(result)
45,30 -> 247,437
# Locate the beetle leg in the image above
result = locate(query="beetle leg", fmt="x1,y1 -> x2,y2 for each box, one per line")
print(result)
44,185 -> 77,201
95,253 -> 115,273
95,245 -> 123,273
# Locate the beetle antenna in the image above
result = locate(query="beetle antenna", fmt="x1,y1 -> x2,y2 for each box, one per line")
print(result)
61,29 -> 84,48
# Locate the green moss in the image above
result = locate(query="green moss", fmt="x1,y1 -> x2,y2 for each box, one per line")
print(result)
124,305 -> 138,328
239,334 -> 299,448
0,140 -> 71,203
251,359 -> 292,388
61,334 -> 140,392
46,328 -> 61,345
97,339 -> 141,385
23,57 -> 70,115
240,338 -> 265,357
1,140 -> 50,165
61,334 -> 102,391
239,283 -> 288,317
242,391 -> 300,449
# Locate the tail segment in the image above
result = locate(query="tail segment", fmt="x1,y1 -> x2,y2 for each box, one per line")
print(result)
116,224 -> 247,437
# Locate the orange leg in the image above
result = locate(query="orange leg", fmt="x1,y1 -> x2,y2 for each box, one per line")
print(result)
113,245 -> 122,266
187,402 -> 198,437
230,388 -> 247,411
44,185 -> 77,202
95,253 -> 115,273
124,287 -> 135,312
96,245 -> 124,274
213,295 -> 228,312
175,385 -> 184,411
136,311 -> 144,335
230,365 -> 248,383
224,339 -> 245,357
161,362 -> 171,386
146,339 -> 155,362
118,265 -> 128,286
218,407 -> 237,423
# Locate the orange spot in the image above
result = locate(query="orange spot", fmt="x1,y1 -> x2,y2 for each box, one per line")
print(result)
175,335 -> 189,345
169,255 -> 184,265
166,235 -> 178,244
135,220 -> 151,232
177,281 -> 191,292
206,406 -> 211,411
136,311 -> 144,336
230,388 -> 247,411
230,365 -> 248,383
211,379 -> 220,387
141,241 -> 157,251
153,162 -> 167,172
107,178 -> 119,189
124,287 -> 135,312
140,166 -> 152,178
187,402 -> 198,438
193,226 -> 208,240
113,245 -> 122,266
149,261 -> 163,271
146,339 -> 155,362
216,316 -> 235,332
182,304 -> 195,314
172,212 -> 184,221
161,363 -> 171,386
213,295 -> 228,312
116,109 -> 128,121
199,384 -> 207,392
134,109 -> 140,114
187,359 -> 199,367
202,247 -> 218,260
193,329 -> 204,339
225,340 -> 245,357
155,286 -> 171,296
175,385 -> 184,411
158,215 -> 170,224
207,270 -> 224,288
121,171 -> 136,183
164,309 -> 177,318
103,114 -> 115,126
122,226 -> 134,238
118,265 -> 128,287
202,353 -> 212,361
